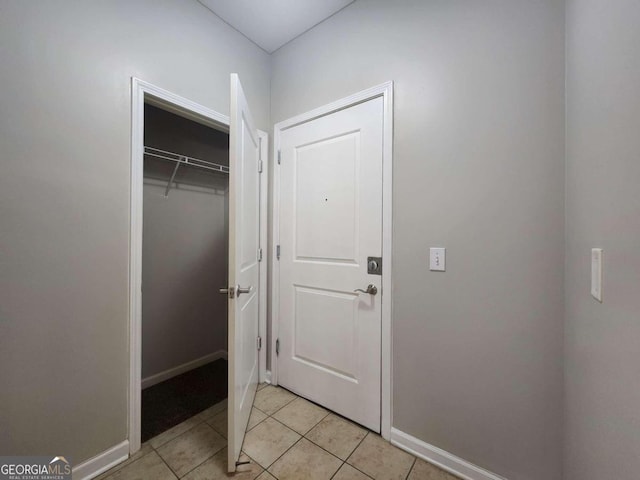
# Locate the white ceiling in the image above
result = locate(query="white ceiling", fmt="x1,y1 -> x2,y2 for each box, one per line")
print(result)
197,0 -> 355,53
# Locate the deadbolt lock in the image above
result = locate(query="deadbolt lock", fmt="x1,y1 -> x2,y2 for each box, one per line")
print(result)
367,256 -> 382,275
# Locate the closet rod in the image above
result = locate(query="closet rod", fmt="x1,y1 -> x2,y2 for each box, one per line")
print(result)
143,146 -> 229,174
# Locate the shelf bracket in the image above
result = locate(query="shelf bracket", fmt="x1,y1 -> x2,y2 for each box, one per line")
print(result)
164,158 -> 182,197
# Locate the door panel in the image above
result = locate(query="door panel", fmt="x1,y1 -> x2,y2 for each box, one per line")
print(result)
293,286 -> 358,379
228,73 -> 260,472
278,97 -> 384,431
295,132 -> 359,263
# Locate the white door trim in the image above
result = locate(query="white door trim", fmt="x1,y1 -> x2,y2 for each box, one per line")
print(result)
257,130 -> 269,388
271,81 -> 393,439
129,78 -> 269,455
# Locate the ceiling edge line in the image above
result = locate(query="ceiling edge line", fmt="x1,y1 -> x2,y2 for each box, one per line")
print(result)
270,0 -> 357,55
195,0 -> 272,55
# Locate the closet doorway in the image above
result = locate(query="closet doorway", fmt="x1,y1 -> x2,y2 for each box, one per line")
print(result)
129,78 -> 268,472
141,103 -> 230,441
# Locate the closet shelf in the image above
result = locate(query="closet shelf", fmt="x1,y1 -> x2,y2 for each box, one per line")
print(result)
144,146 -> 228,197
144,146 -> 229,174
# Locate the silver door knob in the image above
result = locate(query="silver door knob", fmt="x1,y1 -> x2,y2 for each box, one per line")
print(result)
237,285 -> 253,296
354,284 -> 377,295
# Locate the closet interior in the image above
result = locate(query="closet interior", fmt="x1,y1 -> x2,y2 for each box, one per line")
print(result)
141,103 -> 229,442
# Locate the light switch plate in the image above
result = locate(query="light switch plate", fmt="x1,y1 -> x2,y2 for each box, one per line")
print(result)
430,247 -> 446,271
591,248 -> 603,302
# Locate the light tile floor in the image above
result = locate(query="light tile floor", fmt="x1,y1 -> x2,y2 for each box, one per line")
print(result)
97,384 -> 459,480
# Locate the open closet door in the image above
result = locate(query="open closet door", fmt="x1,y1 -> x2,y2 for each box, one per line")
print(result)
226,73 -> 261,472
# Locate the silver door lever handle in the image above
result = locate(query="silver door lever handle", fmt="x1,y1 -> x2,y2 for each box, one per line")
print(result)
354,284 -> 377,295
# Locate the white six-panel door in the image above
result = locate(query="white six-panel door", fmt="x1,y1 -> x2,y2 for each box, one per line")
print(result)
227,73 -> 261,472
277,97 -> 384,431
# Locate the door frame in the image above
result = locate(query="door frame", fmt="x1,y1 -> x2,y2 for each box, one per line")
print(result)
129,78 -> 269,454
270,81 -> 394,439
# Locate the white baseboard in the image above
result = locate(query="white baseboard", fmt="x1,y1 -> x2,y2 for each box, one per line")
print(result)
73,440 -> 129,480
265,370 -> 272,384
390,428 -> 506,480
141,350 -> 228,390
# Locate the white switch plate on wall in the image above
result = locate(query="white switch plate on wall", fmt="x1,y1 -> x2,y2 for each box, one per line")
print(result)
430,247 -> 446,271
591,248 -> 603,302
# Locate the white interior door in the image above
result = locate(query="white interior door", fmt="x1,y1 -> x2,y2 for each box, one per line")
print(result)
227,73 -> 261,472
277,97 -> 384,431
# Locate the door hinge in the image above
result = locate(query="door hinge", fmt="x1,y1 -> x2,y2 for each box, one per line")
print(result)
257,336 -> 262,351
258,159 -> 263,173
277,150 -> 281,165
276,245 -> 281,260
258,248 -> 263,262
275,338 -> 280,356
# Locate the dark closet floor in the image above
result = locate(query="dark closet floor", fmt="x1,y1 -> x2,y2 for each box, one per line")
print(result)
141,359 -> 227,442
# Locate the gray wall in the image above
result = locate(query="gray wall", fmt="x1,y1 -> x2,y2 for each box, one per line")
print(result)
0,0 -> 269,466
142,106 -> 229,379
271,1 -> 565,479
564,0 -> 640,478
6,1 -> 638,478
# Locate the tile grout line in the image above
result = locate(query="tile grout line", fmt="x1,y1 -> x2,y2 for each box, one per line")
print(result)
252,404 -> 271,416
150,395 -> 225,437
148,404 -> 215,450
405,457 -> 417,480
259,393 -> 298,417
303,426 -> 361,467
346,430 -> 370,462
248,390 -> 304,474
342,431 -> 419,480
148,426 -> 188,479
273,408 -> 331,438
153,385 -> 408,480
155,447 -> 181,480
176,446 -> 223,479
246,408 -> 270,432
257,389 -> 377,479
107,398 -> 228,479
302,408 -> 377,468
342,432 -> 377,479
345,462 -> 375,480
238,450 -> 266,479
258,392 -> 337,475
301,410 -> 331,433
146,384 -> 413,480
153,416 -> 224,479
328,460 -> 346,480
158,385 -> 420,480
266,413 -> 359,478
243,391 -> 303,474
264,435 -> 305,473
